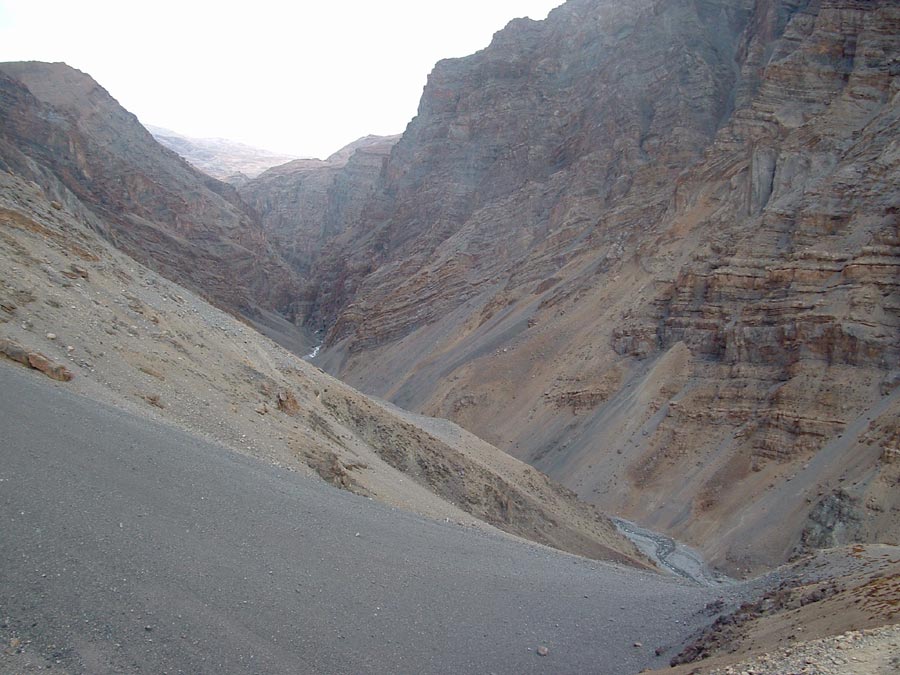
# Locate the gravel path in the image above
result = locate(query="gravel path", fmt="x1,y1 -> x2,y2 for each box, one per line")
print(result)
0,363 -> 719,674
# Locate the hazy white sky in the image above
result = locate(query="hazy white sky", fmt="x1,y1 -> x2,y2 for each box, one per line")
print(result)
0,0 -> 562,158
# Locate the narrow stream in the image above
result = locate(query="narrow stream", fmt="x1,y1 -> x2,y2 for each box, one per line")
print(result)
612,517 -> 734,587
304,343 -> 321,360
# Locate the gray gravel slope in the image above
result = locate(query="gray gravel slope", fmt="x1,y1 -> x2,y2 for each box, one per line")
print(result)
0,363 -> 719,674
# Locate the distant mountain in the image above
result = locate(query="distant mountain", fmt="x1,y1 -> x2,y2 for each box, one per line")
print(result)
146,124 -> 300,180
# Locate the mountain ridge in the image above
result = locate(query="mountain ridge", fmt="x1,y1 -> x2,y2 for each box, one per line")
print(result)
259,0 -> 900,575
0,61 -> 302,327
0,62 -> 648,567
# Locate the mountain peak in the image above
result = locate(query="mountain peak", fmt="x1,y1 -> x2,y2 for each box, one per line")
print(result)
145,124 -> 301,179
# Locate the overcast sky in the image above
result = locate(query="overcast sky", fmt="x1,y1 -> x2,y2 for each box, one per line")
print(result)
0,0 -> 562,158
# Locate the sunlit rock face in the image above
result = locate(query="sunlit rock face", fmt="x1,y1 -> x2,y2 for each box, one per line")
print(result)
280,0 -> 899,574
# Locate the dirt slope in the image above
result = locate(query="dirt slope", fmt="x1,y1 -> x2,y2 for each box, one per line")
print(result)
654,544 -> 900,674
0,170 -> 648,567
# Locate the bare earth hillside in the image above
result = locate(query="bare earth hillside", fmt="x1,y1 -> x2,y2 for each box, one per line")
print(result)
0,61 -> 306,349
0,169 -> 648,568
656,544 -> 900,674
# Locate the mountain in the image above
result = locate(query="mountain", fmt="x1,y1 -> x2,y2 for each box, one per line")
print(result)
267,0 -> 900,575
239,135 -> 400,287
0,63 -> 648,568
145,124 -> 300,180
2,9 -> 899,672
0,62 -> 304,337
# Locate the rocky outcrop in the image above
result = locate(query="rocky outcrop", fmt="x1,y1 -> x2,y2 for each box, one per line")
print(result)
800,490 -> 862,550
0,61 -> 301,324
294,0 -> 899,573
0,338 -> 74,382
665,545 -> 900,671
238,135 -> 399,323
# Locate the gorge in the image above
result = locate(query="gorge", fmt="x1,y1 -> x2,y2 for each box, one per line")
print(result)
1,0 -> 898,672
240,0 -> 900,577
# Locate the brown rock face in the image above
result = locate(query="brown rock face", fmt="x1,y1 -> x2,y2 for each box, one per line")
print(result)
293,0 -> 899,573
309,0 -> 753,344
238,135 -> 399,325
0,61 -> 301,324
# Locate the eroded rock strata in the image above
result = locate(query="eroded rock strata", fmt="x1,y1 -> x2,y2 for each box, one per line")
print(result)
239,135 -> 399,282
282,0 -> 900,574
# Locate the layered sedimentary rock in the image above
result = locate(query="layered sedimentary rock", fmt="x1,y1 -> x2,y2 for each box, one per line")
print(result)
308,0 -> 752,344
240,136 -> 398,272
0,61 -> 300,323
296,0 -> 899,573
239,135 -> 399,323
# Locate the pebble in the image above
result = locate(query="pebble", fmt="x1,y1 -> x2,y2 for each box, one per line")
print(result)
537,645 -> 549,656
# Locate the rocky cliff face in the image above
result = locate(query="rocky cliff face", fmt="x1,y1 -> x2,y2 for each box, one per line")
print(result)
240,136 -> 398,273
0,62 -> 301,327
296,0 -> 899,574
309,0 -> 754,343
238,136 -> 399,331
239,135 -> 399,324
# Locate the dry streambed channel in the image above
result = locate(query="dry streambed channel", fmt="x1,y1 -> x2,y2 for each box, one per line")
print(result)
612,518 -> 735,587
